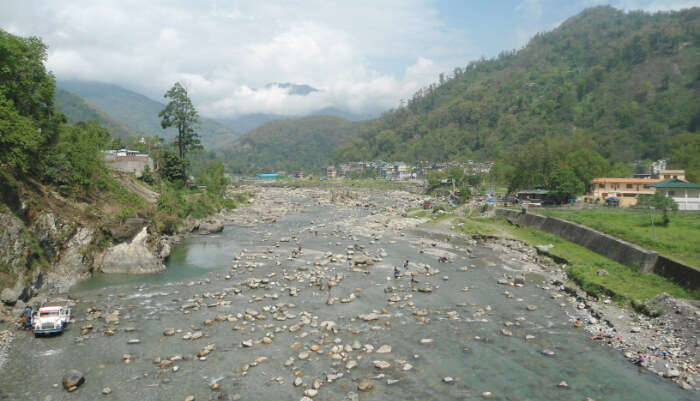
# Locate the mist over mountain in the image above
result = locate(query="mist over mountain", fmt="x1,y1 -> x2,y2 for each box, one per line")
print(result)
263,82 -> 319,96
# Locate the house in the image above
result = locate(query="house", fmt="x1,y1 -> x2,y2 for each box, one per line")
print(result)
323,166 -> 337,179
103,149 -> 154,178
517,189 -> 551,205
585,177 -> 661,207
649,178 -> 700,211
658,169 -> 686,181
395,163 -> 411,180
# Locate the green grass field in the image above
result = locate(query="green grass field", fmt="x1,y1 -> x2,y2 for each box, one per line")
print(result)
538,208 -> 700,268
452,216 -> 700,309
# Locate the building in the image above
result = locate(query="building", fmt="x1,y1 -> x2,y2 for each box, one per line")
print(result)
322,166 -> 337,179
649,178 -> 700,211
103,149 -> 154,178
658,169 -> 686,181
585,177 -> 661,207
395,163 -> 411,180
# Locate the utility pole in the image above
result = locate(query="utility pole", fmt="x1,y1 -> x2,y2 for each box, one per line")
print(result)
649,206 -> 656,239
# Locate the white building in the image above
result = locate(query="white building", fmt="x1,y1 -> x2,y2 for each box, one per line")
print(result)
649,179 -> 700,211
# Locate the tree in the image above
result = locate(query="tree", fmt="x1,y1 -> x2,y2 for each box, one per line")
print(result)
159,150 -> 188,183
566,149 -> 610,186
547,165 -> 585,203
159,82 -> 201,175
196,161 -> 227,196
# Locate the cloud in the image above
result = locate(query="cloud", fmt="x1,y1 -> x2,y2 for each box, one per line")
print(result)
0,0 -> 475,118
1,1 -> 695,118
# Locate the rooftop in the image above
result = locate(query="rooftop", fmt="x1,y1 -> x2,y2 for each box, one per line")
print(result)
591,177 -> 662,184
649,178 -> 700,189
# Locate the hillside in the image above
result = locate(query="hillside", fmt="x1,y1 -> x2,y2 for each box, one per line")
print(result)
54,88 -> 137,139
220,108 -> 378,134
56,80 -> 239,147
222,115 -> 361,173
334,7 -> 700,169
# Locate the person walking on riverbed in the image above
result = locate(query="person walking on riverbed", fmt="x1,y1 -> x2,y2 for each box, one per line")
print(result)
394,265 -> 400,279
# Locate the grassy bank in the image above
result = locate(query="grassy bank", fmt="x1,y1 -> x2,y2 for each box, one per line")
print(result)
538,208 -> 700,268
452,215 -> 700,310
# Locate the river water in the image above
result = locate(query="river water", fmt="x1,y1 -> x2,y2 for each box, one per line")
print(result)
0,198 -> 693,401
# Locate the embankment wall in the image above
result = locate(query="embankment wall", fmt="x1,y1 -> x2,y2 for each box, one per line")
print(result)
495,209 -> 699,290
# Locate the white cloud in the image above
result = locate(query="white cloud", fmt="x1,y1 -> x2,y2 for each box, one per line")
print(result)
1,1 -> 695,118
0,0 -> 474,118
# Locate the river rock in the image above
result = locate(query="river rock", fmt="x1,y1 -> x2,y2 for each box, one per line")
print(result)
101,227 -> 164,274
102,387 -> 112,395
198,221 -> 224,235
357,379 -> 374,392
353,256 -> 373,266
358,313 -> 379,321
62,369 -> 85,391
376,345 -> 392,353
373,360 -> 391,369
443,377 -> 454,383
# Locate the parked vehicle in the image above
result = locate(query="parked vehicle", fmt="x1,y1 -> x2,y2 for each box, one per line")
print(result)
423,201 -> 432,209
33,301 -> 71,336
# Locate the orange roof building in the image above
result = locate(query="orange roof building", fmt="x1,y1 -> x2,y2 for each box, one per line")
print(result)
585,177 -> 662,207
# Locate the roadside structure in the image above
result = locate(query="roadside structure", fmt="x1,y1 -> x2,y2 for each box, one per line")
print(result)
649,178 -> 700,211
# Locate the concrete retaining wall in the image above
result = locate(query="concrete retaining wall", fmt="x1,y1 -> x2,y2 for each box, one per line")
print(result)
495,209 -> 699,290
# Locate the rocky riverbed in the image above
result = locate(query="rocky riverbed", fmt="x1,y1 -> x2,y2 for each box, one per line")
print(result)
0,185 -> 697,400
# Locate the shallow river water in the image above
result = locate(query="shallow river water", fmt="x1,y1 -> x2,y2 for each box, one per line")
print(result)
0,198 -> 694,401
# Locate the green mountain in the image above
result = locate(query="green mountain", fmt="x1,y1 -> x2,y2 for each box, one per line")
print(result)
334,6 -> 700,165
221,115 -> 361,173
56,80 -> 239,147
54,88 -> 137,139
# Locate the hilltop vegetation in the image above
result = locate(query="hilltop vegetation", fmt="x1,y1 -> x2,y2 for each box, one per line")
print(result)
334,7 -> 700,186
223,115 -> 361,173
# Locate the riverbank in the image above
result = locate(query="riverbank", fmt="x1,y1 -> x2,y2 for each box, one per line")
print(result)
444,214 -> 699,391
0,185 -> 696,400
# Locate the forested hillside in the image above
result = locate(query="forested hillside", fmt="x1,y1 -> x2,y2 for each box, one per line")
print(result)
334,6 -> 700,186
57,80 -> 239,147
54,88 -> 137,139
223,115 -> 361,173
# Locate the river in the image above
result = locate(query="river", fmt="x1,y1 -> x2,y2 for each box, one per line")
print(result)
0,192 -> 692,401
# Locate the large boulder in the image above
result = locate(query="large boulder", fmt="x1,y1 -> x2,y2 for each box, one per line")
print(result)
0,287 -> 21,306
107,217 -> 147,243
198,221 -> 224,235
62,369 -> 85,391
101,227 -> 164,274
353,255 -> 374,267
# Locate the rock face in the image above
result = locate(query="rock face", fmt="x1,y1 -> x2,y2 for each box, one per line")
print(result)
0,211 -> 31,278
62,369 -> 85,391
101,227 -> 164,274
47,227 -> 95,291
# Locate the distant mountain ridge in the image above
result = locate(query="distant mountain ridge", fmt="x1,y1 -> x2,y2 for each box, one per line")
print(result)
219,107 -> 378,134
54,88 -> 137,139
56,80 -> 239,147
220,115 -> 361,173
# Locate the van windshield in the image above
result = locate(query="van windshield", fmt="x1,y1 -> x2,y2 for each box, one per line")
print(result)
40,310 -> 59,317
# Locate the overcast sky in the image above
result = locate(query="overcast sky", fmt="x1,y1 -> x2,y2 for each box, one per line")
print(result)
1,0 -> 697,118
